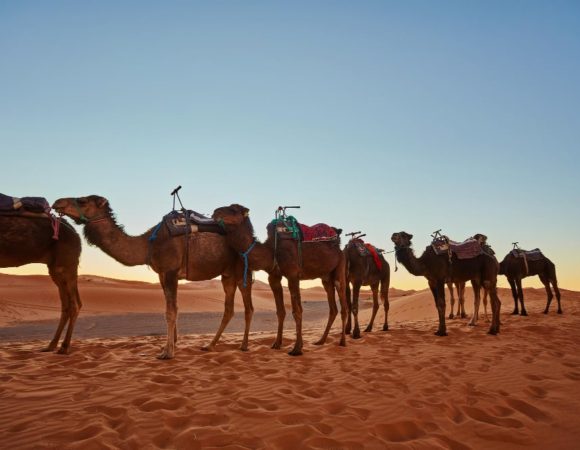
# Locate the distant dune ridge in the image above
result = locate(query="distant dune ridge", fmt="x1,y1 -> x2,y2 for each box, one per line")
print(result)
1,273 -> 579,449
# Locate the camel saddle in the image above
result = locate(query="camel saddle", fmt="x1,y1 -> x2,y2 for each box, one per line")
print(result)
163,210 -> 225,236
268,216 -> 339,242
0,193 -> 50,215
350,239 -> 370,256
432,237 -> 483,260
511,248 -> 544,261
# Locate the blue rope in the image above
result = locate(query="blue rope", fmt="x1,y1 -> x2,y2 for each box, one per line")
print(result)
240,240 -> 257,288
149,222 -> 163,242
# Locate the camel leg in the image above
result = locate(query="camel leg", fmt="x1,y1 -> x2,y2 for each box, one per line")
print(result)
516,278 -> 527,316
158,271 -> 179,360
430,280 -> 447,336
381,275 -> 390,331
539,273 -> 553,314
202,274 -> 237,352
553,280 -> 562,314
447,282 -> 455,319
45,267 -> 81,354
336,266 -> 348,347
365,283 -> 380,333
288,278 -> 304,356
485,281 -> 501,335
458,282 -> 467,319
315,279 -> 339,344
468,281 -> 480,326
238,280 -> 254,351
508,277 -> 519,315
482,288 -> 489,322
349,281 -> 361,339
345,281 -> 352,335
268,273 -> 285,349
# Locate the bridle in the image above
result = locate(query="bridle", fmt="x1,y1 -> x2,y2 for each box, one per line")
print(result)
72,199 -> 108,224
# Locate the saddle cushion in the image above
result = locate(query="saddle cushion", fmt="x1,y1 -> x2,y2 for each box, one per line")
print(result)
352,239 -> 370,257
0,193 -> 50,213
432,237 -> 482,260
163,210 -> 224,236
365,243 -> 383,271
300,223 -> 337,242
511,248 -> 544,261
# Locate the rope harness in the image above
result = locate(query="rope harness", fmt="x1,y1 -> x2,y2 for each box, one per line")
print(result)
240,239 -> 257,288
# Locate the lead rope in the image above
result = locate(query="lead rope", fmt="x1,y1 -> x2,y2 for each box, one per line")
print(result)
386,249 -> 398,272
240,240 -> 257,288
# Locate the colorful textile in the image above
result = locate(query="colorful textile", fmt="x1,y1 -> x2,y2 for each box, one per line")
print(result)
300,223 -> 337,242
449,239 -> 482,260
511,248 -> 544,261
365,243 -> 383,270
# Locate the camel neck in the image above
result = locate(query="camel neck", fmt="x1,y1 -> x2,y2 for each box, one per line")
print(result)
223,220 -> 275,272
395,246 -> 427,277
84,215 -> 151,267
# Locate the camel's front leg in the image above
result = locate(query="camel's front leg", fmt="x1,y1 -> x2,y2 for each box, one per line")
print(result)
268,273 -> 285,349
158,271 -> 179,360
468,281 -> 481,327
364,283 -> 380,333
288,278 -> 304,356
315,279 -> 338,345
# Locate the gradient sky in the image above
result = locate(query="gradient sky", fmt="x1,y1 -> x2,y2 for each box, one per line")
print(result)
1,1 -> 579,291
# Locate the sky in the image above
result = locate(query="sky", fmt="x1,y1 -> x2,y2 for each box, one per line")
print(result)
1,1 -> 579,291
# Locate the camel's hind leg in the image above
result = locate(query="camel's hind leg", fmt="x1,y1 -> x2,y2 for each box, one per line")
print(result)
202,273 -> 238,352
345,281 -> 352,335
381,274 -> 390,331
482,288 -> 489,321
447,282 -> 455,319
468,281 -> 481,327
430,279 -> 447,336
348,280 -> 361,339
364,282 -> 380,333
45,266 -> 81,354
516,278 -> 528,316
158,270 -> 179,360
315,278 -> 339,344
507,277 -> 519,314
288,278 -> 304,356
268,273 -> 286,349
485,280 -> 501,335
458,282 -> 467,319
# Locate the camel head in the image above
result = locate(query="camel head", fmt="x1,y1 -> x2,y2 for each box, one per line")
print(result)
212,204 -> 250,227
473,233 -> 488,245
391,232 -> 413,249
52,195 -> 110,224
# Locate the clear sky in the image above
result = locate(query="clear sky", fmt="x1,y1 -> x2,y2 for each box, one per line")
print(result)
1,1 -> 579,291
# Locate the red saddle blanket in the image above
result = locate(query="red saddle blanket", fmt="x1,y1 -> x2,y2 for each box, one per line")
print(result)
449,239 -> 482,260
300,223 -> 337,242
365,243 -> 383,271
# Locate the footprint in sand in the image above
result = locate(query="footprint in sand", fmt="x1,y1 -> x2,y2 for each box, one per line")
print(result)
374,420 -> 426,442
524,385 -> 547,399
138,396 -> 188,412
462,406 -> 524,428
504,398 -> 550,422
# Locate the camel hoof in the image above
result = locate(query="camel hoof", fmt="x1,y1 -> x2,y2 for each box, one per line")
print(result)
339,339 -> 346,347
520,310 -> 528,316
558,310 -> 563,314
461,313 -> 468,319
157,349 -> 174,360
488,329 -> 498,335
313,340 -> 325,346
434,330 -> 448,337
448,314 -> 454,319
468,322 -> 476,327
200,346 -> 214,352
345,329 -> 352,335
543,310 -> 549,314
382,325 -> 389,332
511,310 -> 519,315
40,346 -> 55,353
288,348 -> 303,357
364,326 -> 373,333
56,347 -> 69,355
239,347 -> 249,352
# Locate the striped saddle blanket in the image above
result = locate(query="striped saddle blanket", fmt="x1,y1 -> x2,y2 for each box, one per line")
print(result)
511,248 -> 544,261
433,237 -> 483,260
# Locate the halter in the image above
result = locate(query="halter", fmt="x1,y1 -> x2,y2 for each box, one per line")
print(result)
72,199 -> 108,224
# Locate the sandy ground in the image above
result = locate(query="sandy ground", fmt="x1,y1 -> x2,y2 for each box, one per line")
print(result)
1,274 -> 579,449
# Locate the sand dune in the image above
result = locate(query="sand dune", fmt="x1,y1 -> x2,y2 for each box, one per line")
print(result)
1,274 -> 579,449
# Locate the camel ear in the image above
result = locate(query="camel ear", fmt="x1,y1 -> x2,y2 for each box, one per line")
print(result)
231,204 -> 249,216
96,197 -> 109,208
403,232 -> 413,240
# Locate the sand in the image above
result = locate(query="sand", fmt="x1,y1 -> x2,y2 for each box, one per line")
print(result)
1,274 -> 579,449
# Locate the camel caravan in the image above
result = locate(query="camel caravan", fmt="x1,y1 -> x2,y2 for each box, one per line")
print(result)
0,188 -> 563,358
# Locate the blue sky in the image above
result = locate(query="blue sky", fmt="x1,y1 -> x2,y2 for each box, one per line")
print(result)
1,1 -> 579,290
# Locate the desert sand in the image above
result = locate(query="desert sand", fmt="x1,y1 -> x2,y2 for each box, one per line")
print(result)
1,273 -> 579,449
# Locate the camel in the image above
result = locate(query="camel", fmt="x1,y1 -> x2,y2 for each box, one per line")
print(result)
343,235 -> 390,338
499,248 -> 562,315
391,232 -> 501,336
52,195 -> 253,359
212,204 -> 348,356
0,212 -> 81,354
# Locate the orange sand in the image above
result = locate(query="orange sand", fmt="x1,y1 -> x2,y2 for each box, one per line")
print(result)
1,274 -> 579,449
